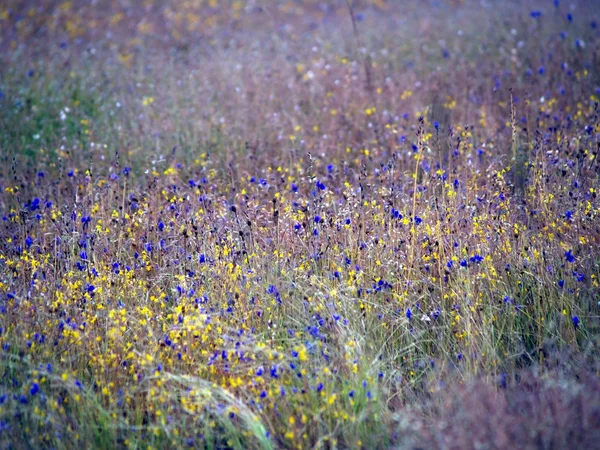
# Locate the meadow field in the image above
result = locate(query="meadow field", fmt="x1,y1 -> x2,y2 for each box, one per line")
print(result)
0,0 -> 599,448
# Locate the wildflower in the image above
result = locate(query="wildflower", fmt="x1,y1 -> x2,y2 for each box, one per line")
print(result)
572,316 -> 580,328
29,383 -> 40,396
470,254 -> 484,264
565,250 -> 575,263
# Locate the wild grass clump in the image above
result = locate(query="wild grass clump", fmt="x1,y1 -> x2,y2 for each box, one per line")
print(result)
0,0 -> 599,448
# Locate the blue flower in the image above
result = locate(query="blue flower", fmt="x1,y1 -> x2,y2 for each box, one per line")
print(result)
565,250 -> 575,263
470,254 -> 484,264
572,315 -> 580,328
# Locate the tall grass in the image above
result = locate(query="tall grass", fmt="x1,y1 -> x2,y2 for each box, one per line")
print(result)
0,0 -> 599,448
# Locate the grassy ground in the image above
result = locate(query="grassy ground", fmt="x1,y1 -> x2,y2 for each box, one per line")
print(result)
0,0 -> 599,448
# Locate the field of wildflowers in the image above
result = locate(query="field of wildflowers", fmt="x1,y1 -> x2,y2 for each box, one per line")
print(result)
1,0 -> 599,448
